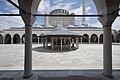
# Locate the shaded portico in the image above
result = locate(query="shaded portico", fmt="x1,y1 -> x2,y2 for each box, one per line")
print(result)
17,0 -> 120,79
18,0 -> 41,78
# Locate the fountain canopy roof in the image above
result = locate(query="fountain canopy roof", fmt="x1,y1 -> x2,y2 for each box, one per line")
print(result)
42,25 -> 81,37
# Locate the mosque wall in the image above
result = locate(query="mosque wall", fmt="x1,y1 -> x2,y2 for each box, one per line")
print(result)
0,28 -> 117,44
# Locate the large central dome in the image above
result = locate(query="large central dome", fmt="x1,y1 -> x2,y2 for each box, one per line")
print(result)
44,9 -> 75,27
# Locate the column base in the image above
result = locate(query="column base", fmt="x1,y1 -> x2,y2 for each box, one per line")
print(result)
23,73 -> 33,79
103,73 -> 113,78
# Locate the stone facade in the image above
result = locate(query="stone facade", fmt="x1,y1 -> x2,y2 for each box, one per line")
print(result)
0,27 -> 119,44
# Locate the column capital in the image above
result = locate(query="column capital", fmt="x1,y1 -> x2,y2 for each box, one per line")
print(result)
22,14 -> 36,26
103,24 -> 112,28
18,0 -> 41,25
93,0 -> 119,27
98,14 -> 117,27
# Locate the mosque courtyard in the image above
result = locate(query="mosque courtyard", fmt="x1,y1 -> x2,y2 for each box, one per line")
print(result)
0,44 -> 120,80
0,44 -> 120,70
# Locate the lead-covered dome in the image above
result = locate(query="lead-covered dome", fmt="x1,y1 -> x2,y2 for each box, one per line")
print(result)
46,9 -> 75,27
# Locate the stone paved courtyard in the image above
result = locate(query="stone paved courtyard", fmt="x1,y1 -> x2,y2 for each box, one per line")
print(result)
0,44 -> 120,70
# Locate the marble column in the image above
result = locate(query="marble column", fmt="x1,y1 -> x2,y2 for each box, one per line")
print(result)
38,37 -> 39,44
89,38 -> 91,44
72,39 -> 74,47
45,38 -> 48,49
76,38 -> 79,49
98,15 -> 117,78
3,36 -> 4,44
43,38 -> 45,49
61,37 -> 62,50
103,25 -> 112,77
93,0 -> 119,78
70,38 -> 71,50
76,38 -> 78,49
80,37 -> 82,44
64,38 -> 66,48
24,25 -> 32,78
20,37 -> 22,44
98,37 -> 99,44
51,38 -> 54,50
18,0 -> 41,78
11,38 -> 13,44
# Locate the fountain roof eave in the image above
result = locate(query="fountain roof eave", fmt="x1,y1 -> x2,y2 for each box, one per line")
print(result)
42,25 -> 81,37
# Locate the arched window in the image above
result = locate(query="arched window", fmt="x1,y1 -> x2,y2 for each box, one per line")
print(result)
82,34 -> 89,43
0,34 -> 3,44
5,34 -> 11,44
22,34 -> 25,43
99,34 -> 114,43
39,34 -> 42,43
91,34 -> 98,43
32,34 -> 38,43
60,9 -> 62,12
112,34 -> 115,42
62,10 -> 64,13
116,33 -> 120,42
13,34 -> 20,44
99,34 -> 103,43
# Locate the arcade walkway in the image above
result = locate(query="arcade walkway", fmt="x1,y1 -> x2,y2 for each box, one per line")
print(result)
0,70 -> 120,80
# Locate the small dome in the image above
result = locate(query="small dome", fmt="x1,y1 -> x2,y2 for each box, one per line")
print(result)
71,13 -> 75,15
50,9 -> 69,14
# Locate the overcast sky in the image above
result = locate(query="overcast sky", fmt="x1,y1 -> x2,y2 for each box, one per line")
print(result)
0,0 -> 120,30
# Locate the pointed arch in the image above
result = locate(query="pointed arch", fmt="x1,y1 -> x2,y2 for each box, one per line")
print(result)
99,34 -> 103,43
112,34 -> 115,42
22,34 -> 25,43
0,34 -> 3,44
13,34 -> 20,44
4,34 -> 11,44
39,34 -> 43,43
82,34 -> 89,43
32,34 -> 38,43
116,33 -> 120,42
91,34 -> 98,43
